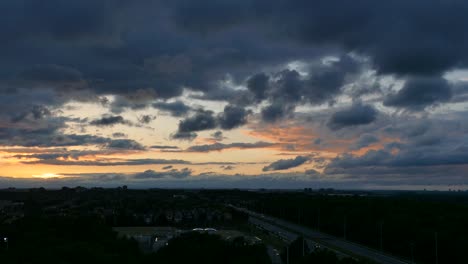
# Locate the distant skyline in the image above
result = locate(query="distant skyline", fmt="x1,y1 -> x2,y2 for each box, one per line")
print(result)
2,1 -> 468,189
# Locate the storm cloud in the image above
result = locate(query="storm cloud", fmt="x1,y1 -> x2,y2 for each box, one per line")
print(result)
90,115 -> 130,126
105,139 -> 146,150
262,156 -> 309,171
384,77 -> 453,110
187,141 -> 275,152
134,168 -> 192,179
349,134 -> 379,151
2,1 -> 468,189
217,105 -> 250,130
152,101 -> 192,117
176,109 -> 217,134
327,103 -> 378,130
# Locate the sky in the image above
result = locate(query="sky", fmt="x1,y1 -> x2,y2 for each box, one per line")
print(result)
2,0 -> 468,190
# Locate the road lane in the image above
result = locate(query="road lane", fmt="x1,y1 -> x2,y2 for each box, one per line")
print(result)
233,205 -> 409,264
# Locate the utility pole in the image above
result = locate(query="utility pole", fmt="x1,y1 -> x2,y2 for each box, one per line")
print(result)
410,242 -> 415,264
317,208 -> 321,231
435,232 -> 438,264
302,236 -> 305,256
286,245 -> 289,264
379,222 -> 384,252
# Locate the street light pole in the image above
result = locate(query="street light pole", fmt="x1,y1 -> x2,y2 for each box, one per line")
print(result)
435,232 -> 438,264
298,208 -> 301,224
343,215 -> 347,240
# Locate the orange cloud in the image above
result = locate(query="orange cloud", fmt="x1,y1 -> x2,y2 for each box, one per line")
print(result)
244,123 -> 349,154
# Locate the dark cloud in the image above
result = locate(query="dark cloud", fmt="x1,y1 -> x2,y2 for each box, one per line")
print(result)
259,70 -> 303,122
105,139 -> 145,150
262,156 -> 309,171
1,163 -> 466,188
217,105 -> 250,130
328,132 -> 468,170
32,105 -> 52,119
16,149 -> 245,166
261,100 -> 296,123
0,124 -> 111,147
2,0 -> 468,189
305,169 -> 321,176
177,109 -> 217,133
304,55 -> 361,104
2,169 -> 466,189
0,0 -> 117,41
190,87 -> 256,107
0,1 -> 364,130
134,168 -> 192,179
384,77 -> 452,110
171,0 -> 468,76
108,94 -> 153,114
171,0 -> 256,33
171,131 -> 198,141
22,158 -> 190,167
152,101 -> 192,117
247,72 -> 269,101
210,131 -> 225,141
186,141 -> 275,152
150,145 -> 179,150
327,103 -> 378,130
1,1 -> 288,103
1,1 -> 468,105
19,64 -> 83,83
0,127 -> 141,150
11,105 -> 51,122
138,115 -> 156,124
171,104 -> 251,134
112,132 -> 127,138
349,134 -> 379,150
450,81 -> 468,103
90,115 -> 130,126
256,55 -> 362,122
402,120 -> 432,138
14,153 -> 73,161
327,150 -> 392,169
221,165 -> 235,170
12,149 -> 118,160
269,70 -> 301,103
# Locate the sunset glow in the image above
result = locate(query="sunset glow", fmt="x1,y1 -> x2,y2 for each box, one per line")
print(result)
32,173 -> 64,179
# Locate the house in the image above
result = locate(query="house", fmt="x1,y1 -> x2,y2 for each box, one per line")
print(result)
113,226 -> 180,252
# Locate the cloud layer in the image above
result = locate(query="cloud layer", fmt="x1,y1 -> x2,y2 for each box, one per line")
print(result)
1,1 -> 468,189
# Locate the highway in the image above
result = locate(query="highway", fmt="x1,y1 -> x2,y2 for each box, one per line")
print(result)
250,217 -> 350,259
266,246 -> 282,264
232,205 -> 409,264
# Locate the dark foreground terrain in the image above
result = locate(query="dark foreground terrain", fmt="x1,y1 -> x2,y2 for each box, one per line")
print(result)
0,187 -> 467,263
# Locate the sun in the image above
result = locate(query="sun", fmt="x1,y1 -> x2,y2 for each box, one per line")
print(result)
32,173 -> 63,179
